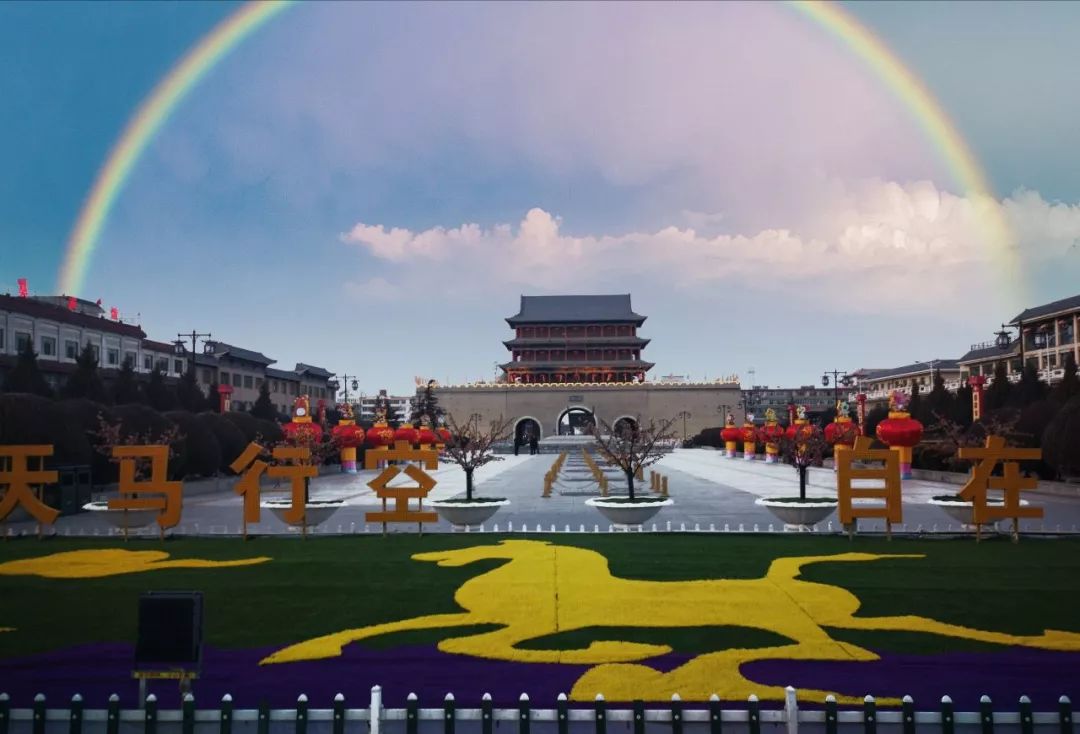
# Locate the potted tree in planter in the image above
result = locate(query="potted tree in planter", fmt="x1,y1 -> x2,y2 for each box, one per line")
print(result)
429,412 -> 514,528
586,415 -> 677,526
755,407 -> 837,528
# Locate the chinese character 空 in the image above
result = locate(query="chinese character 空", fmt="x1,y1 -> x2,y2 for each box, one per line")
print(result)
365,441 -> 439,532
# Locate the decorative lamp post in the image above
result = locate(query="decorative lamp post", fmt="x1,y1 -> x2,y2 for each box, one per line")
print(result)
720,413 -> 741,458
759,408 -> 785,464
969,375 -> 988,421
855,393 -> 868,434
875,390 -> 923,479
330,402 -> 365,474
824,400 -> 861,470
741,413 -> 759,461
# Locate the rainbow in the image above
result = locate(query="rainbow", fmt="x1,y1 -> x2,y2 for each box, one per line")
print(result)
56,0 -> 294,295
58,0 -> 1020,299
787,0 -> 1020,296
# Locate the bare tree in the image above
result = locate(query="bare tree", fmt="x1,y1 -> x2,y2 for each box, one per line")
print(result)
779,427 -> 829,500
590,416 -> 678,500
440,412 -> 515,500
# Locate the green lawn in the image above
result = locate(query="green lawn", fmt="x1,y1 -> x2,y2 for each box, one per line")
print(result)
1,534 -> 1078,658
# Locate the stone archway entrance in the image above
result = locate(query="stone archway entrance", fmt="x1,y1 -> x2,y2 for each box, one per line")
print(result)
514,417 -> 542,444
612,416 -> 638,435
557,407 -> 595,436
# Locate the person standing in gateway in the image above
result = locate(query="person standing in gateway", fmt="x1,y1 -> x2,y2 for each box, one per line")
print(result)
528,428 -> 539,455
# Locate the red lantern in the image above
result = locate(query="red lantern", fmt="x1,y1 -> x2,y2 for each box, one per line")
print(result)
394,424 -> 419,445
366,424 -> 395,448
282,421 -> 323,446
417,426 -> 437,445
875,392 -> 923,479
824,419 -> 860,448
720,424 -> 742,458
331,422 -> 365,449
436,427 -> 452,445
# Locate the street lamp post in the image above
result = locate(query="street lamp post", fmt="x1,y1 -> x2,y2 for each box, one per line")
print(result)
333,373 -> 359,404
677,410 -> 691,441
821,370 -> 854,407
174,330 -> 211,378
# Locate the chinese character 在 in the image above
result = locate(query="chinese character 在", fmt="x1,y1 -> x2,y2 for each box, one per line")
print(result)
107,445 -> 182,533
365,441 -> 439,532
230,443 -> 317,533
957,435 -> 1042,540
836,436 -> 902,536
0,445 -> 60,527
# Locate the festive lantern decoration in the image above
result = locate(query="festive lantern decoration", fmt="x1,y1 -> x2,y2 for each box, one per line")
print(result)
720,413 -> 742,458
855,393 -> 868,434
417,415 -> 438,447
435,427 -> 452,450
969,375 -> 987,421
394,423 -> 419,446
785,405 -> 817,443
283,395 -> 324,450
759,408 -> 785,464
824,400 -> 861,470
365,405 -> 395,468
741,413 -> 758,460
330,403 -> 365,474
875,390 -> 924,479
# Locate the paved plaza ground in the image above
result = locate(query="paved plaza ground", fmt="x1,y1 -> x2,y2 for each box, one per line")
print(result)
6,448 -> 1080,538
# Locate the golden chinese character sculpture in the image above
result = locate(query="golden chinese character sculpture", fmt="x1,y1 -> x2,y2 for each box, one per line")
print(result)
0,445 -> 59,530
957,435 -> 1042,541
231,442 -> 318,536
108,445 -> 182,539
365,440 -> 439,533
836,436 -> 902,537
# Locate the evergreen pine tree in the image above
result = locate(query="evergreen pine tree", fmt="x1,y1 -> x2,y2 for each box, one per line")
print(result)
146,367 -> 177,411
951,383 -> 974,428
1016,360 -> 1047,407
205,382 -> 222,413
409,380 -> 445,425
925,368 -> 953,424
2,340 -> 54,397
176,367 -> 205,412
1055,352 -> 1079,403
62,343 -> 108,402
250,381 -> 277,420
985,361 -> 1012,411
907,378 -> 923,420
112,357 -> 142,404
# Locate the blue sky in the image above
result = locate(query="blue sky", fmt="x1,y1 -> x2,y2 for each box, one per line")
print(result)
2,1 -> 1079,395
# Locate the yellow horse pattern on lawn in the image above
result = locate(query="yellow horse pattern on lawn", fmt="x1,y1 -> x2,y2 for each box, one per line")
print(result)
262,540 -> 1080,702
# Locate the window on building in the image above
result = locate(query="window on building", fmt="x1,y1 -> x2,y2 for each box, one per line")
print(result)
272,380 -> 278,392
143,355 -> 153,370
202,368 -> 212,384
88,343 -> 100,360
40,336 -> 57,357
243,375 -> 253,389
220,371 -> 230,384
124,351 -> 137,367
1048,353 -> 1058,368
291,383 -> 298,396
107,348 -> 119,366
15,331 -> 31,354
233,373 -> 242,387
174,359 -> 183,374
256,377 -> 263,389
1061,319 -> 1075,345
1009,358 -> 1022,374
155,358 -> 168,372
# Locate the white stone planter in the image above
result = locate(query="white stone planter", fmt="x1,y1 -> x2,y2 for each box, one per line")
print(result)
586,497 -> 672,526
429,499 -> 509,528
82,501 -> 159,530
261,499 -> 345,529
755,498 -> 837,528
928,496 -> 1027,527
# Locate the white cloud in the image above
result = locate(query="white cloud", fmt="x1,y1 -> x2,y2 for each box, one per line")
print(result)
341,181 -> 1080,315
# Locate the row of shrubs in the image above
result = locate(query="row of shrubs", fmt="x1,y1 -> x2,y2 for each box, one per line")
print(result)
0,392 -> 303,485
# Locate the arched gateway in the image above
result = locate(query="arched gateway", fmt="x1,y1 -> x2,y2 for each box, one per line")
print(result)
557,406 -> 595,436
514,416 -> 542,443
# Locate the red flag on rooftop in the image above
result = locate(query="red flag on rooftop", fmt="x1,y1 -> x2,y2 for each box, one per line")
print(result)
67,296 -> 76,311
110,307 -> 119,320
17,278 -> 28,297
